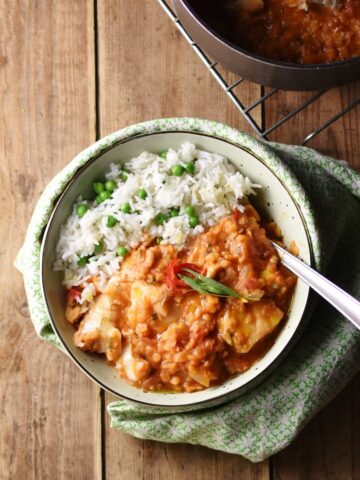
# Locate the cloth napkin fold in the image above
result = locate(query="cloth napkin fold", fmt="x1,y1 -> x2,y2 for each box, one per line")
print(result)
16,130 -> 360,462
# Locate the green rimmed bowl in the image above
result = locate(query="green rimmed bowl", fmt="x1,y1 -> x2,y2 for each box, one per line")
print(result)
40,118 -> 316,410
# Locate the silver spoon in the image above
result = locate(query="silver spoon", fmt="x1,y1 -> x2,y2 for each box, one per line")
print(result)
273,243 -> 360,330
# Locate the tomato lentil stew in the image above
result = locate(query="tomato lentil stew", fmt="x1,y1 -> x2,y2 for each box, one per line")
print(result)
190,0 -> 360,64
66,205 -> 297,392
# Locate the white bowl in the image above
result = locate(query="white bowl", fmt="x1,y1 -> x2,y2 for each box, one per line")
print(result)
41,119 -> 314,410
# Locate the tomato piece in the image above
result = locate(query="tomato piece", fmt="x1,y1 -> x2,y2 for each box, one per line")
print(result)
165,260 -> 202,293
174,263 -> 202,275
67,286 -> 82,302
173,262 -> 202,289
233,208 -> 240,223
165,259 -> 180,291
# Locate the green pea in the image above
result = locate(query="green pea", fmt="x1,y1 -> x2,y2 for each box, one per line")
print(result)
107,215 -> 117,228
155,213 -> 167,225
94,241 -> 103,254
185,205 -> 196,217
96,192 -> 110,205
77,256 -> 89,267
172,165 -> 185,177
185,161 -> 195,174
120,202 -> 131,214
117,246 -> 129,257
138,188 -> 148,200
105,179 -> 117,192
155,237 -> 163,244
159,150 -> 168,160
76,204 -> 88,218
93,182 -> 105,194
119,170 -> 129,181
189,216 -> 199,228
170,207 -> 179,217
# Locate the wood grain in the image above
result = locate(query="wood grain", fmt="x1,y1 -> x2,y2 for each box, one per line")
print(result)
96,0 -> 261,137
0,1 -> 100,479
264,67 -> 360,480
1,0 -> 359,478
272,372 -> 360,480
263,82 -> 360,166
96,1 -> 267,479
102,433 -> 269,480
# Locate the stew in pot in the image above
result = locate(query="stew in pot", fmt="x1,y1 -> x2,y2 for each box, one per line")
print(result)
191,0 -> 360,64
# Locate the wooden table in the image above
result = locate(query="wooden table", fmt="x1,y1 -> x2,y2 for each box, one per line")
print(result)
1,1 -> 359,479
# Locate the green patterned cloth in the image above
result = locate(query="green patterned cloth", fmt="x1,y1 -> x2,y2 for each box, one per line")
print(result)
15,119 -> 360,462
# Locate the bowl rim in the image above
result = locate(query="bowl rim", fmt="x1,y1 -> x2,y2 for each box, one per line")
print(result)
178,0 -> 360,70
40,120 -> 316,407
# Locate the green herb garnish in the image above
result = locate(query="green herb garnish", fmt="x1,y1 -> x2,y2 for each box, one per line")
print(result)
178,268 -> 261,302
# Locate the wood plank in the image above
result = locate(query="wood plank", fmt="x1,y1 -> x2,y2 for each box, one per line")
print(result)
97,1 -> 267,478
97,0 -> 262,136
266,86 -> 360,478
0,1 -> 100,479
103,432 -> 269,480
263,83 -> 360,167
272,372 -> 360,480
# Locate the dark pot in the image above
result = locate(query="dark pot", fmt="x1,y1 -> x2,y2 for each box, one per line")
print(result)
172,0 -> 360,91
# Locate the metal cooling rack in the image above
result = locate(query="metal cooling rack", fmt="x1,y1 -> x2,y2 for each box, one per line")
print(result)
158,0 -> 360,145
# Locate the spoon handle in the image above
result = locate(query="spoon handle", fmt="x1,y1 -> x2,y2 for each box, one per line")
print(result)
273,243 -> 360,330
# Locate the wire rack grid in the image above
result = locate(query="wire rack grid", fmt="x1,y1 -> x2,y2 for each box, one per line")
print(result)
158,0 -> 360,145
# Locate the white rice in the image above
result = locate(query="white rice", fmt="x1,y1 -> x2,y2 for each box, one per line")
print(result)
54,143 -> 261,298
